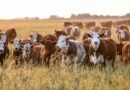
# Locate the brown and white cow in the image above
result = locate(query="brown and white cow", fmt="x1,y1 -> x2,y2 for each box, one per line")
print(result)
13,39 -> 23,65
56,35 -> 86,66
5,28 -> 17,43
55,30 -> 67,38
30,33 -> 43,43
116,25 -> 129,42
100,27 -> 111,38
70,26 -> 81,40
86,32 -> 116,68
0,40 -> 9,66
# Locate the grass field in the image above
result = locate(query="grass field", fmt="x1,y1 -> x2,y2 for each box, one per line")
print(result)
0,19 -> 130,90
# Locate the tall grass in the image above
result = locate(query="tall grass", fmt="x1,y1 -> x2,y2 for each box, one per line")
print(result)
0,19 -> 129,90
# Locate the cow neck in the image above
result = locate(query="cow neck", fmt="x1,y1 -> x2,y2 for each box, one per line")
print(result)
90,39 -> 104,57
66,40 -> 77,56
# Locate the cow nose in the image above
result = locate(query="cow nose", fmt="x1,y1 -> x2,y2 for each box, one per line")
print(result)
0,50 -> 3,53
15,48 -> 18,50
56,45 -> 59,49
94,42 -> 98,45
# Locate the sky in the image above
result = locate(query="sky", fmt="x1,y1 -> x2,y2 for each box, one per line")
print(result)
0,0 -> 130,19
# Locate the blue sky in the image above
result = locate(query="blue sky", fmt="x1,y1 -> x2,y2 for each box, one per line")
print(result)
0,0 -> 130,19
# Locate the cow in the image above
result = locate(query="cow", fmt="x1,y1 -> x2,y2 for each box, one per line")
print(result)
116,26 -> 129,42
64,26 -> 73,35
91,26 -> 101,33
56,35 -> 86,66
0,40 -> 9,66
72,22 -> 84,29
41,34 -> 57,44
30,33 -> 43,43
13,40 -> 23,65
55,30 -> 67,38
5,28 -> 17,43
122,41 -> 130,64
86,32 -> 116,69
116,24 -> 129,33
0,33 -> 8,46
70,26 -> 81,40
84,22 -> 96,29
64,22 -> 73,28
100,27 -> 111,38
40,40 -> 57,66
100,21 -> 112,28
30,44 -> 45,65
20,41 -> 32,64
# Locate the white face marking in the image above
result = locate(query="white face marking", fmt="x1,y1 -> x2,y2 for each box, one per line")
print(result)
90,54 -> 104,64
13,40 -> 20,49
1,35 -> 7,43
90,32 -> 100,51
31,34 -> 37,42
71,26 -> 80,33
22,43 -> 31,55
119,30 -> 125,39
104,30 -> 108,36
57,35 -> 68,51
0,41 -> 4,54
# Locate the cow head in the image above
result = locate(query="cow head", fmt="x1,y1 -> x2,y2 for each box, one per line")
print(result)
87,32 -> 104,51
0,34 -> 7,43
13,40 -> 21,50
118,30 -> 126,39
56,35 -> 69,52
22,42 -> 31,56
55,30 -> 67,38
30,34 -> 38,43
0,40 -> 5,54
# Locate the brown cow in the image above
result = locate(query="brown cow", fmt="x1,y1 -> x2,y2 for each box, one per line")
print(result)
5,28 -> 17,43
100,21 -> 112,28
91,26 -> 101,33
40,39 -> 57,67
100,27 -> 111,38
64,22 -> 73,28
30,44 -> 45,65
122,41 -> 130,64
72,22 -> 84,29
86,32 -> 116,69
84,22 -> 96,29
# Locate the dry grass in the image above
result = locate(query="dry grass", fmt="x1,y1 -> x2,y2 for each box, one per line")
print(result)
0,19 -> 130,90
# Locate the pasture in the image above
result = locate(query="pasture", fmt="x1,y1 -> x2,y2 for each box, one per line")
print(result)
0,19 -> 130,90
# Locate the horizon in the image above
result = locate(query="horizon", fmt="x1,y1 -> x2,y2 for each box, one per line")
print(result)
0,0 -> 130,19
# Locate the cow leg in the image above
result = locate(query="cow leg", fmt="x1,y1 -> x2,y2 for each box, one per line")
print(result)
0,59 -> 3,66
61,54 -> 67,65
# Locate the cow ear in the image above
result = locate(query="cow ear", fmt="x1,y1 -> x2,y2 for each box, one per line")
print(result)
99,33 -> 104,37
40,40 -> 45,45
51,41 -> 57,45
87,33 -> 92,38
30,35 -> 32,38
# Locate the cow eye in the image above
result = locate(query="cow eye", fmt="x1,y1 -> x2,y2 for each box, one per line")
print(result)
62,41 -> 64,42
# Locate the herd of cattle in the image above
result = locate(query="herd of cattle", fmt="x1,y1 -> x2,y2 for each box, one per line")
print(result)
0,20 -> 130,69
